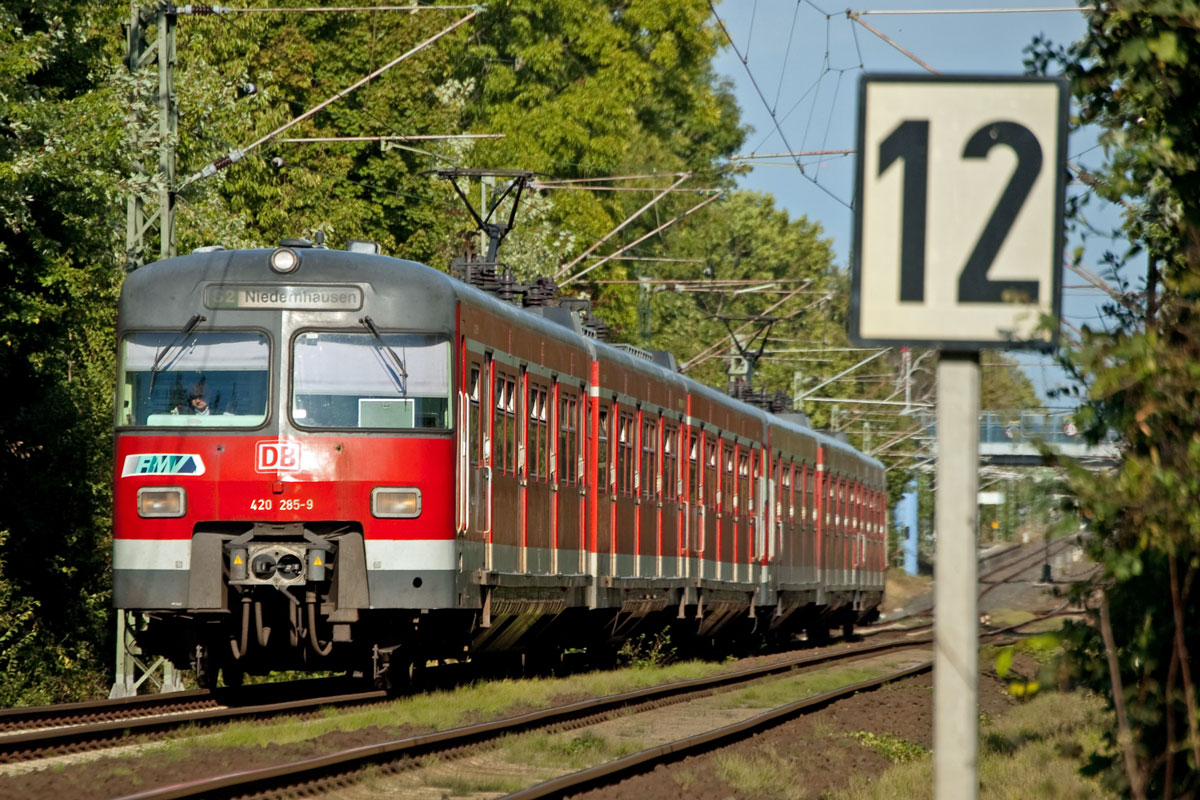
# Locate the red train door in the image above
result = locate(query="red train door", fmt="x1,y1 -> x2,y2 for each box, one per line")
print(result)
491,364 -> 520,570
555,383 -> 585,575
660,419 -> 680,578
637,410 -> 659,578
525,374 -> 552,574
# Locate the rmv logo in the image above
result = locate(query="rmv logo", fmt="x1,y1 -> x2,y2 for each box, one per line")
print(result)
122,454 -> 205,477
256,441 -> 302,473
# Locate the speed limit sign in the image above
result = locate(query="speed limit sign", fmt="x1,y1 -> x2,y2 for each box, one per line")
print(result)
850,74 -> 1067,350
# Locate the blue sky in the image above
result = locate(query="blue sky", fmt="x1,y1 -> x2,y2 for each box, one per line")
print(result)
710,1 -> 1122,404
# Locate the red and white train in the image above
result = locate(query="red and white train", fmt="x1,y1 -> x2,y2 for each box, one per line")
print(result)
113,239 -> 887,686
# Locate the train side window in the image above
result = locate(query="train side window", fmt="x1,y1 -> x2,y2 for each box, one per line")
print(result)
617,412 -> 636,497
780,456 -> 792,517
789,460 -> 796,520
558,392 -> 578,486
826,475 -> 834,526
597,405 -> 610,494
641,415 -> 658,500
469,365 -> 481,466
663,423 -> 678,502
700,434 -> 710,510
734,450 -> 744,513
494,370 -> 518,477
688,432 -> 699,504
529,384 -> 548,481
724,444 -> 735,511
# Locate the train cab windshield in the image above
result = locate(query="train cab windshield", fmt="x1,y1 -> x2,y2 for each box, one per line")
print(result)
291,331 -> 450,430
117,331 -> 270,427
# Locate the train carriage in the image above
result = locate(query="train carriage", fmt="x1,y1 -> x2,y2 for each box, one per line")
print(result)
113,240 -> 886,687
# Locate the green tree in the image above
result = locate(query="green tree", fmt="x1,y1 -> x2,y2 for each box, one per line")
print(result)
981,353 -> 1042,411
1029,2 -> 1200,797
0,0 -> 126,704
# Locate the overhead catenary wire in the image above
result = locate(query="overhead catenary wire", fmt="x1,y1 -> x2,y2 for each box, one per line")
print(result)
533,173 -> 690,184
731,149 -> 854,160
680,288 -> 823,373
795,349 -> 891,402
804,396 -> 933,408
558,191 -> 723,288
846,11 -> 939,73
855,6 -> 1094,15
585,257 -> 705,264
534,185 -> 712,193
281,134 -> 503,143
708,1 -> 854,210
553,173 -> 692,280
179,9 -> 478,189
182,4 -> 480,13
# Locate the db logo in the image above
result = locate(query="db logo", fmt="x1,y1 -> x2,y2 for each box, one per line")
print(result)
256,441 -> 302,473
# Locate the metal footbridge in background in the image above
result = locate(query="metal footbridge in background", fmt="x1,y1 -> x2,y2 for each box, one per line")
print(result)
927,409 -> 1120,467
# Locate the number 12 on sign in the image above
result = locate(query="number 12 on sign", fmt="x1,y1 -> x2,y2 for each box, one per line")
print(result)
851,75 -> 1066,350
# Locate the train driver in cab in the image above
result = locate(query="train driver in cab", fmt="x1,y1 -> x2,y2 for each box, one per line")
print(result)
182,381 -> 219,415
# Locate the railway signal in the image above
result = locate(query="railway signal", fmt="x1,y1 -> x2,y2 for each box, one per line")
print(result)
851,74 -> 1068,800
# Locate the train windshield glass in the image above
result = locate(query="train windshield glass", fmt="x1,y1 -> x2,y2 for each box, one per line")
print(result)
118,331 -> 270,427
291,332 -> 450,429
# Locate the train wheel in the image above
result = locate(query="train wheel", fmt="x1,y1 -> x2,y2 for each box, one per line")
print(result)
222,666 -> 245,689
384,654 -> 426,694
523,646 -> 564,677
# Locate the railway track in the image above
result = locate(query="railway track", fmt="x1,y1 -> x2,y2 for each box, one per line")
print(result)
0,681 -> 387,764
1,536 -> 1081,768
101,626 -> 956,800
0,624 -> 917,767
978,535 -> 1082,601
107,609 -> 1065,800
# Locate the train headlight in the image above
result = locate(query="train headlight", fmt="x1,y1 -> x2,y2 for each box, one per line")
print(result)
269,247 -> 300,274
137,487 -> 186,518
371,487 -> 422,518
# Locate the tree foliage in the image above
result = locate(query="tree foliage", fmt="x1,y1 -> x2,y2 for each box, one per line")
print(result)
1029,2 -> 1200,796
0,0 -> 126,704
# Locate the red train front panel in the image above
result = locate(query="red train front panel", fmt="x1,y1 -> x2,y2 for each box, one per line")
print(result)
112,433 -> 456,610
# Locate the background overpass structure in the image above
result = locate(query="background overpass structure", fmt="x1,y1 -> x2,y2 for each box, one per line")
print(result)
924,409 -> 1120,467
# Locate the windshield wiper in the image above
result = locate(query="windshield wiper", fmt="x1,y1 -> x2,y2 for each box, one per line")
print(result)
359,315 -> 408,395
148,313 -> 206,395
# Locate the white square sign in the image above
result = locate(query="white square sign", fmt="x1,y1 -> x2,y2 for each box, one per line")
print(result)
850,75 -> 1067,350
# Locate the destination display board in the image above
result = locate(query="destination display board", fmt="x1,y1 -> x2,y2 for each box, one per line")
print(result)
204,284 -> 364,311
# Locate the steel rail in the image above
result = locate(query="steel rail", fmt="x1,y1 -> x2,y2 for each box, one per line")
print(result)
979,536 -> 1080,601
0,689 -> 212,731
0,688 -> 386,764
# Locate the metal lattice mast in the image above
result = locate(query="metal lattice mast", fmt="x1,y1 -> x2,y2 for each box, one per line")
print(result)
125,2 -> 177,271
115,2 -> 183,697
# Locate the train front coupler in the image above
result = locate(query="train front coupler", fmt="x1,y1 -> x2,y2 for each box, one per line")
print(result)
224,523 -> 335,588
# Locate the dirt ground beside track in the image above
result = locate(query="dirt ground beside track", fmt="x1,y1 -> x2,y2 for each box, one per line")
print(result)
568,655 -> 1035,800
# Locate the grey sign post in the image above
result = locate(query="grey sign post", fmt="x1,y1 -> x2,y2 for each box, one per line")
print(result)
851,74 -> 1066,800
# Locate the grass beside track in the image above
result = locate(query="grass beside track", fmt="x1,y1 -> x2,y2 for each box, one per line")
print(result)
827,691 -> 1112,800
110,659 -> 732,757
